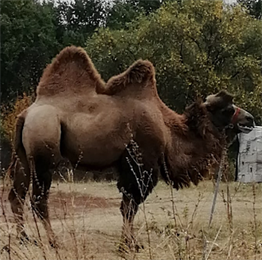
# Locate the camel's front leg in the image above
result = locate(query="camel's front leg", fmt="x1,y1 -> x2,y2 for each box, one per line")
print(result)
119,194 -> 142,251
117,142 -> 159,252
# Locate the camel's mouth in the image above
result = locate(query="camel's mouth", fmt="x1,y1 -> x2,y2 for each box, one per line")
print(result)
237,123 -> 254,134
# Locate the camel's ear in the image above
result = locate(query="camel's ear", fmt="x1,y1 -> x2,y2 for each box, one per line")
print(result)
204,90 -> 233,108
215,90 -> 233,103
127,60 -> 155,84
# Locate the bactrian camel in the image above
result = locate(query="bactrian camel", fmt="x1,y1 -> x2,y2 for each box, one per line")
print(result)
8,46 -> 254,250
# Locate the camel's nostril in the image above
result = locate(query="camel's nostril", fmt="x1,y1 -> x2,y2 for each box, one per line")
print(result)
246,115 -> 254,123
245,115 -> 255,127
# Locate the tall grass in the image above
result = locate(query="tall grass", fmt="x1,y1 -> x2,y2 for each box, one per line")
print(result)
1,144 -> 262,260
1,178 -> 262,260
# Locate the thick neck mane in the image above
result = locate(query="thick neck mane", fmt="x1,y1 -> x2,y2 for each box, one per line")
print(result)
36,46 -> 105,98
161,99 -> 226,189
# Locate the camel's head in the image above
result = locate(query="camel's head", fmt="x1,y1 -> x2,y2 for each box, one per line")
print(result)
204,90 -> 255,133
230,105 -> 255,134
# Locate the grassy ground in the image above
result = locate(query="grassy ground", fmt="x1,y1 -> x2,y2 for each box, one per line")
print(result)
0,179 -> 261,260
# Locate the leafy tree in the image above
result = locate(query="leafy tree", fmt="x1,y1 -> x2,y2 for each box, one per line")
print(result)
105,0 -> 164,29
105,0 -> 143,29
0,0 -> 59,101
86,0 -> 262,122
0,0 -> 107,102
237,0 -> 262,19
0,120 -> 5,141
55,0 -> 106,46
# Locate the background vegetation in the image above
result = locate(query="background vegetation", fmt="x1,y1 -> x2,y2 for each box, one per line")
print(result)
1,0 -> 262,169
0,2 -> 262,259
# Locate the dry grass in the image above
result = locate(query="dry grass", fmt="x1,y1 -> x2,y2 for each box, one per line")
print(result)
0,179 -> 261,260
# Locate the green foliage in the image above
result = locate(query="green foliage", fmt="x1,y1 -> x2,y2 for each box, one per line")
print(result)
0,0 -> 59,100
237,0 -> 262,19
55,0 -> 106,46
0,0 -> 162,103
106,0 -> 143,30
106,0 -> 163,29
0,0 -> 108,102
1,0 -> 261,123
86,0 -> 262,122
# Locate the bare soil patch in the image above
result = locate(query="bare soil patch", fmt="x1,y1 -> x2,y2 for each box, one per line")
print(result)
49,191 -> 119,219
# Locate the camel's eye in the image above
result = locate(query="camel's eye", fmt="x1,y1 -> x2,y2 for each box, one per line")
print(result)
222,106 -> 234,116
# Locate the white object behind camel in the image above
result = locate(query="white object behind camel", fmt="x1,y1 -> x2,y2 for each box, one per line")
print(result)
238,126 -> 262,183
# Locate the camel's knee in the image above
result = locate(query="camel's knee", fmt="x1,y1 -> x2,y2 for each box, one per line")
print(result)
31,193 -> 49,220
33,205 -> 49,220
8,187 -> 25,206
31,170 -> 51,220
8,189 -> 25,217
8,167 -> 30,211
8,188 -> 16,203
8,184 -> 28,198
120,197 -> 138,219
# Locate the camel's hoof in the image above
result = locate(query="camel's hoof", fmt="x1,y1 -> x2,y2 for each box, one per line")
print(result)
135,243 -> 144,252
19,231 -> 38,246
1,245 -> 11,254
117,242 -> 129,254
49,239 -> 59,249
117,240 -> 144,253
19,237 -> 38,246
19,232 -> 30,245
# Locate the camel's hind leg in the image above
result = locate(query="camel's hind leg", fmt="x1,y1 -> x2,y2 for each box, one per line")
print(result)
30,155 -> 59,248
8,155 -> 31,243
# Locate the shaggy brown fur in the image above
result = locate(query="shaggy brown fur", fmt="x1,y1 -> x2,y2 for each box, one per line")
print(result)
96,59 -> 157,98
161,100 -> 224,188
37,45 -> 105,97
8,46 -> 254,250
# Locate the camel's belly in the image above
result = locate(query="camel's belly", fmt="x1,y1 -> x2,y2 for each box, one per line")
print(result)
61,111 -> 132,167
64,142 -> 125,167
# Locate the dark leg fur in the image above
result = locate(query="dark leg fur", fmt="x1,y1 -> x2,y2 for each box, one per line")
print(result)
117,141 -> 159,251
8,155 -> 31,244
30,154 -> 61,247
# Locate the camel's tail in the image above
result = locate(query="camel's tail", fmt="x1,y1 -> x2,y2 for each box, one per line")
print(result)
5,154 -> 17,181
6,113 -> 28,180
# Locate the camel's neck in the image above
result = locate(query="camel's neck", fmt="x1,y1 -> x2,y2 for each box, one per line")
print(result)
157,98 -> 188,134
160,101 -> 226,190
158,99 -> 220,138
